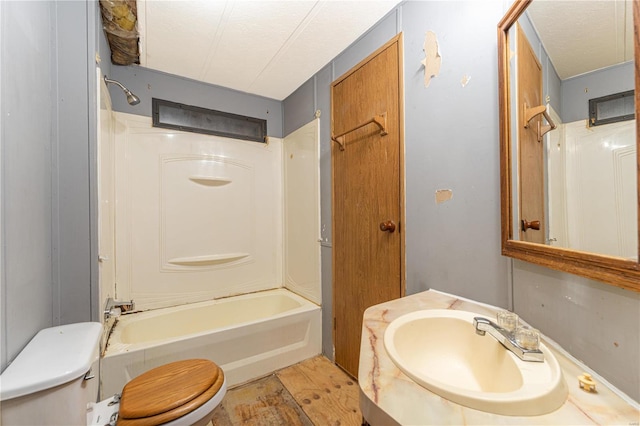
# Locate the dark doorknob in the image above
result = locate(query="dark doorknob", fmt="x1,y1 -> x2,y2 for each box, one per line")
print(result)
380,220 -> 396,233
521,219 -> 540,231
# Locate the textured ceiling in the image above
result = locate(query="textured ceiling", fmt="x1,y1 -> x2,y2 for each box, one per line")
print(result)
527,0 -> 634,80
137,0 -> 400,100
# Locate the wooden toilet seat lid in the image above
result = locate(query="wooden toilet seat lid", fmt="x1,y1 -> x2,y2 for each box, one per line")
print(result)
117,359 -> 224,426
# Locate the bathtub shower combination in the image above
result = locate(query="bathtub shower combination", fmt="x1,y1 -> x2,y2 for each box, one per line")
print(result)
98,108 -> 321,397
101,289 -> 320,397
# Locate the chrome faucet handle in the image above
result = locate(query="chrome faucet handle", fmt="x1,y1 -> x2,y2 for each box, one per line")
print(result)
473,316 -> 544,362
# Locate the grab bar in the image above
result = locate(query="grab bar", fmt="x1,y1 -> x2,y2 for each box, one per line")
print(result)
331,113 -> 388,151
523,103 -> 557,142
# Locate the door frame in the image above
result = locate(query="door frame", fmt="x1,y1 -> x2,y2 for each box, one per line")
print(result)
330,33 -> 406,365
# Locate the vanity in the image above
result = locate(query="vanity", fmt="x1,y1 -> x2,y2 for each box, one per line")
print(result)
358,290 -> 640,425
356,0 -> 640,422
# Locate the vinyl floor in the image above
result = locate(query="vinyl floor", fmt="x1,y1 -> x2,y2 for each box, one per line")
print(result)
210,356 -> 362,426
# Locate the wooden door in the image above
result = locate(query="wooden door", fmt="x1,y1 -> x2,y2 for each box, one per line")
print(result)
331,34 -> 404,377
517,25 -> 546,244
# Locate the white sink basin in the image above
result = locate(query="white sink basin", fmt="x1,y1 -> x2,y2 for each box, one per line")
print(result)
383,309 -> 568,416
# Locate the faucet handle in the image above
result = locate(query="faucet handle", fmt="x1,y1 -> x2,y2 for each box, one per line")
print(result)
515,326 -> 540,350
497,311 -> 519,333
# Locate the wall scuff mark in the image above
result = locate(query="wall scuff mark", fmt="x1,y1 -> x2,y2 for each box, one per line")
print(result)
421,31 -> 441,88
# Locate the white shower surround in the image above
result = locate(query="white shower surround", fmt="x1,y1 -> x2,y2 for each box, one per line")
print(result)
283,119 -> 321,304
99,112 -> 322,392
547,117 -> 636,259
112,112 -> 286,311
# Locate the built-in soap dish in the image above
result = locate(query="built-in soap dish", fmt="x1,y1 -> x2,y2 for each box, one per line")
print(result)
189,176 -> 232,186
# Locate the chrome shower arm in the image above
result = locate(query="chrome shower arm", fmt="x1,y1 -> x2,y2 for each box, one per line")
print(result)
104,76 -> 127,92
103,75 -> 141,106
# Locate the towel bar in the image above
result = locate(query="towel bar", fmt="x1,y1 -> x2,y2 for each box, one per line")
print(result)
523,103 -> 557,142
331,113 -> 387,151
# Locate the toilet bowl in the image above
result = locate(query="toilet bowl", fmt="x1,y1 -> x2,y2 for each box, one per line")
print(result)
0,322 -> 226,426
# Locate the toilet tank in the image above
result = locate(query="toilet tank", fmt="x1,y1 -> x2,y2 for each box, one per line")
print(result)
0,322 -> 102,426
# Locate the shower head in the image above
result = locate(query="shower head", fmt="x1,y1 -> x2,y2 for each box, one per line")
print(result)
104,75 -> 141,106
124,90 -> 140,106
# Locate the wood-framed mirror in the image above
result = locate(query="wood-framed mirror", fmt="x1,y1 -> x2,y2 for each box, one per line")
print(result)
498,0 -> 640,292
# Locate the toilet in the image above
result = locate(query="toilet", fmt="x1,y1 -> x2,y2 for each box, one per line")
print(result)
0,322 -> 226,426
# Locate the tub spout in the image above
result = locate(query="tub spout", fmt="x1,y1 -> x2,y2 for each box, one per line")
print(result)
104,298 -> 135,321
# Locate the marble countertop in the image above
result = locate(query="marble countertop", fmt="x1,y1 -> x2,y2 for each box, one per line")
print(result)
358,290 -> 640,425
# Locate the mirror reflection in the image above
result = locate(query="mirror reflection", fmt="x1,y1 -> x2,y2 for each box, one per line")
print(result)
510,0 -> 638,260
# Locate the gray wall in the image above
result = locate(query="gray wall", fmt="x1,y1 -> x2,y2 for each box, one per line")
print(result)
107,66 -> 283,138
53,0 -> 93,326
1,0 -> 55,372
562,61 -> 635,123
284,0 -> 639,401
513,261 -> 640,401
1,0 -> 100,371
402,1 -> 508,304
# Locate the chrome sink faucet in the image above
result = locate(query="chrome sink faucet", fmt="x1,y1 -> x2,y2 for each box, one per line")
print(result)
473,317 -> 544,362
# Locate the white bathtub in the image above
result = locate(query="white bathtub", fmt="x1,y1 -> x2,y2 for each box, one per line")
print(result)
100,288 -> 321,398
